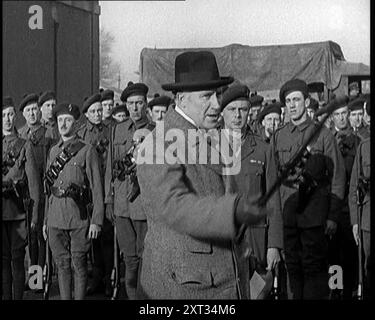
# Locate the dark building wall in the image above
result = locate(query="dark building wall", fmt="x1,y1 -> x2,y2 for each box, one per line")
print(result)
2,1 -> 100,128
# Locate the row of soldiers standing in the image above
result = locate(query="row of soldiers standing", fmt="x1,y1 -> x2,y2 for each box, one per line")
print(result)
2,71 -> 371,300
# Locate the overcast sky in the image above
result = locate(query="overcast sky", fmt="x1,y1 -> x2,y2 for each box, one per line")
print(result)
99,0 -> 370,84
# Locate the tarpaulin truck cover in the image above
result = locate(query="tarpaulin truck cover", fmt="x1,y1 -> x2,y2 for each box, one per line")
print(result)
139,41 -> 369,97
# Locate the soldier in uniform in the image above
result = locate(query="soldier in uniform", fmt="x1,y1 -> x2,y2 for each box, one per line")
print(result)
38,91 -> 59,140
137,51 -> 267,299
18,93 -> 57,276
273,79 -> 346,299
348,82 -> 360,100
104,81 -> 154,300
147,94 -> 171,123
306,97 -> 319,120
248,92 -> 264,134
349,101 -> 371,298
43,103 -> 104,300
101,89 -> 117,127
76,93 -> 113,296
220,85 -> 283,299
257,102 -> 282,144
111,103 -> 129,124
329,95 -> 361,299
2,96 -> 41,300
348,98 -> 369,141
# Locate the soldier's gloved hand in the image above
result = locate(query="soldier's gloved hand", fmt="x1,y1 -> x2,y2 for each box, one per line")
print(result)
266,248 -> 281,271
88,224 -> 101,239
42,225 -> 48,241
105,204 -> 115,224
352,224 -> 359,245
235,193 -> 268,226
325,219 -> 337,238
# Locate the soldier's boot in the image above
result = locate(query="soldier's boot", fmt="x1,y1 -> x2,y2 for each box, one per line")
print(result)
72,254 -> 87,300
2,257 -> 13,300
12,256 -> 26,300
56,258 -> 72,300
124,257 -> 139,300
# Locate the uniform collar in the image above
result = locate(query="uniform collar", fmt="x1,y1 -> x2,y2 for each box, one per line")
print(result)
130,116 -> 149,130
87,120 -> 104,132
57,134 -> 79,148
288,117 -> 312,133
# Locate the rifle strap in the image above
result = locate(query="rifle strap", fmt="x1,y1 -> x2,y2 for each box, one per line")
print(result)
29,125 -> 47,146
3,138 -> 27,171
46,140 -> 86,185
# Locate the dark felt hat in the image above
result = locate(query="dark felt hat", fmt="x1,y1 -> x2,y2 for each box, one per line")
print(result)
82,93 -> 102,113
100,89 -> 114,102
257,101 -> 282,123
148,93 -> 172,110
220,84 -> 250,110
120,81 -> 148,102
348,97 -> 364,112
3,96 -> 15,109
111,103 -> 128,116
38,91 -> 56,106
279,79 -> 309,104
19,93 -> 39,112
307,97 -> 319,111
249,92 -> 264,107
161,51 -> 233,92
52,103 -> 80,120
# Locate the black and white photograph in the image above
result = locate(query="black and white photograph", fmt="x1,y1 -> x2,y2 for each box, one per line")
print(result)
2,0 -> 371,308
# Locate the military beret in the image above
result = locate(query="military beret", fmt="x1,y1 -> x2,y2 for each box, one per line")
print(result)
307,97 -> 319,111
38,91 -> 56,106
330,95 -> 349,112
100,89 -> 114,102
249,91 -> 263,106
279,79 -> 308,104
111,103 -> 128,116
19,93 -> 39,112
148,93 -> 172,110
258,101 -> 282,123
348,97 -> 364,112
349,82 -> 359,90
82,93 -> 102,113
120,81 -> 148,102
52,103 -> 80,120
3,96 -> 15,109
220,84 -> 250,110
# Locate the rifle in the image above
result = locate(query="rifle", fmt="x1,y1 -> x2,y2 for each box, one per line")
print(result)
43,231 -> 53,300
239,99 -> 337,237
110,225 -> 121,300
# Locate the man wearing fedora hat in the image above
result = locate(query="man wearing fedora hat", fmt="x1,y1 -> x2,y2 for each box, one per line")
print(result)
137,51 -> 268,299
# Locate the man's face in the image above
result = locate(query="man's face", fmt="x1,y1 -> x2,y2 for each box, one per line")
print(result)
85,102 -> 103,125
249,105 -> 261,121
222,100 -> 250,130
57,114 -> 75,137
179,89 -> 221,129
126,95 -> 147,122
349,87 -> 359,97
101,99 -> 114,120
23,103 -> 40,126
332,106 -> 349,130
40,99 -> 56,122
306,108 -> 315,120
349,109 -> 364,128
113,111 -> 127,123
150,105 -> 168,123
262,112 -> 281,135
2,107 -> 16,132
285,91 -> 308,122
